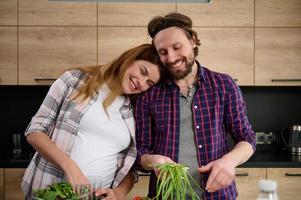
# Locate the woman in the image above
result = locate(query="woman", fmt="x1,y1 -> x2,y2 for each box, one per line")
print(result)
21,44 -> 163,199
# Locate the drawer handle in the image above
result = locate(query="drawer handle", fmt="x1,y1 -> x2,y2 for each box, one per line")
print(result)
285,173 -> 301,177
271,79 -> 301,82
34,78 -> 56,82
233,79 -> 238,82
235,172 -> 249,177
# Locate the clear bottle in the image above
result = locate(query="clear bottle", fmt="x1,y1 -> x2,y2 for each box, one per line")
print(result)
256,180 -> 279,200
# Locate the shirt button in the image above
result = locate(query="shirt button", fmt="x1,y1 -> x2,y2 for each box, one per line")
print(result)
198,145 -> 203,148
196,125 -> 200,129
194,105 -> 198,109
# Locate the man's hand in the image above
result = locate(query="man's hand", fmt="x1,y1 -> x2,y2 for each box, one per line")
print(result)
140,154 -> 174,176
198,156 -> 236,193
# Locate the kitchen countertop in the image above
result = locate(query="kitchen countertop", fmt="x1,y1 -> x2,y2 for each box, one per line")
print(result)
1,149 -> 301,168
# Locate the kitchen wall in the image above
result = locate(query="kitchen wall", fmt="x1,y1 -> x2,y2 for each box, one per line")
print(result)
0,0 -> 301,152
0,0 -> 300,86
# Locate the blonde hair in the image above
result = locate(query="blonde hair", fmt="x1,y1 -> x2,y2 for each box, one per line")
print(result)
73,44 -> 162,112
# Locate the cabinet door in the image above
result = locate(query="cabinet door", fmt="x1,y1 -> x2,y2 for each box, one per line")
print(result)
255,28 -> 301,85
126,175 -> 149,200
235,168 -> 266,200
195,27 -> 254,86
5,168 -> 25,200
19,27 -> 97,85
0,169 -> 4,200
267,168 -> 301,200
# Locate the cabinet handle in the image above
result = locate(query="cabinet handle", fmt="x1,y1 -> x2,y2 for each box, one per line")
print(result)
271,79 -> 301,82
233,79 -> 238,82
235,172 -> 249,177
285,173 -> 301,177
34,78 -> 56,82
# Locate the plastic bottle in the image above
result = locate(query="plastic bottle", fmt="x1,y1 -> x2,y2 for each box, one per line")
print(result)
256,179 -> 279,200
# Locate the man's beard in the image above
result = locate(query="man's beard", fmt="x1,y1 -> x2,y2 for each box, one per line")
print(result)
165,54 -> 195,80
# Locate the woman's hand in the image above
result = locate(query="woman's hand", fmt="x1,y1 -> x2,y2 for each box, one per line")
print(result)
94,188 -> 126,200
62,159 -> 90,186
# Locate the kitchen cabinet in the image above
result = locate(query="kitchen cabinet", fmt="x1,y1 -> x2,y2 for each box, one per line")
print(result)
267,168 -> 301,200
235,168 -> 266,200
98,3 -> 175,26
178,0 -> 254,27
98,27 -> 148,65
0,169 -> 4,200
255,0 -> 301,27
255,28 -> 301,86
126,175 -> 149,200
195,27 -> 254,85
18,27 -> 97,85
0,27 -> 17,85
5,168 -> 25,200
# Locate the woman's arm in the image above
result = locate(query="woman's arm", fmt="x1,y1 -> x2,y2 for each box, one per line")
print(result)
27,132 -> 89,186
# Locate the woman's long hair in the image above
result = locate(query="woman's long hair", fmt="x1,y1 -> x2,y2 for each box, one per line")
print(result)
73,43 -> 163,111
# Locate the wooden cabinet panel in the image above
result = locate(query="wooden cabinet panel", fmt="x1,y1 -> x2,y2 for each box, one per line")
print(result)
235,168 -> 266,200
5,168 -> 25,200
98,27 -> 148,65
0,0 -> 17,25
195,28 -> 254,85
267,168 -> 301,200
178,0 -> 254,27
255,0 -> 301,27
255,28 -> 301,85
19,0 -> 97,26
0,169 -> 4,200
126,175 -> 149,200
0,27 -> 17,85
98,3 -> 175,26
19,27 -> 97,85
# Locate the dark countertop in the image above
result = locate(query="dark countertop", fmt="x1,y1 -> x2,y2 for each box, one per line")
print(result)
1,148 -> 301,169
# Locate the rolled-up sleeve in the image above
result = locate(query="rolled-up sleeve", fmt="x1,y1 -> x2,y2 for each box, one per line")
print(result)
25,71 -> 75,136
224,76 -> 256,152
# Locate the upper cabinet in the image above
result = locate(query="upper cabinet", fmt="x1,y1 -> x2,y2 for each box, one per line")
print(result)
19,27 -> 97,85
196,28 -> 254,85
98,3 -> 175,26
178,0 -> 254,27
0,0 -> 17,25
0,27 -> 17,85
19,0 -> 97,26
255,0 -> 301,27
255,28 -> 301,86
98,27 -> 148,65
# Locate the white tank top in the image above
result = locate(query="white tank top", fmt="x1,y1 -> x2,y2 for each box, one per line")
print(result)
70,84 -> 131,188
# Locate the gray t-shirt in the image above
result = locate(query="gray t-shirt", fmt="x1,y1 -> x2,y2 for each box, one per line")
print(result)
178,84 -> 203,199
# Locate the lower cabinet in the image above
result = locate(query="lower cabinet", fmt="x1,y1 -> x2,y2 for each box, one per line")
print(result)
4,168 -> 25,200
0,169 -> 4,200
267,168 -> 301,200
235,168 -> 266,200
126,175 -> 150,200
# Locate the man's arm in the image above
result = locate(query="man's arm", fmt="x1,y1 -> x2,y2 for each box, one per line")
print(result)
198,141 -> 253,192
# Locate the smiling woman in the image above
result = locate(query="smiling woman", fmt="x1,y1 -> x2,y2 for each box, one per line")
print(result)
21,43 -> 164,200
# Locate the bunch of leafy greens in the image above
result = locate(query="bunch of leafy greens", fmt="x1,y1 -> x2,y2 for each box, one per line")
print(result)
154,163 -> 203,200
33,182 -> 88,200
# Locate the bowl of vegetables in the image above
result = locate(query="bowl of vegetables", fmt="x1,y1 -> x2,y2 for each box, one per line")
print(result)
32,182 -> 89,200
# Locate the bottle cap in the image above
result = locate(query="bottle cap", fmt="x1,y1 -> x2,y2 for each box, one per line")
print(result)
258,179 -> 277,192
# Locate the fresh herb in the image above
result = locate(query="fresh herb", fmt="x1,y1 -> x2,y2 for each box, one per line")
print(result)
155,163 -> 202,200
33,182 -> 88,200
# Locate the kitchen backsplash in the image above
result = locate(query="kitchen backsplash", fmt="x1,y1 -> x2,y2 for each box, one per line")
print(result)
1,85 -> 301,154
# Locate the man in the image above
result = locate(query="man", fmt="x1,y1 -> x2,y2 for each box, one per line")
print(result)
134,12 -> 256,200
